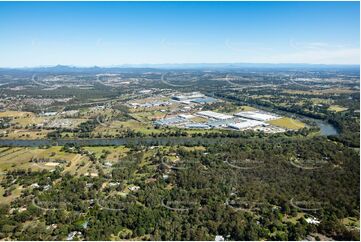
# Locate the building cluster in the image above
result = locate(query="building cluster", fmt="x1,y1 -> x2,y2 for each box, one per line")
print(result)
172,92 -> 217,105
234,110 -> 280,121
129,100 -> 171,109
154,116 -> 188,126
154,108 -> 285,133
125,91 -> 286,133
197,111 -> 233,120
127,91 -> 219,116
43,119 -> 78,129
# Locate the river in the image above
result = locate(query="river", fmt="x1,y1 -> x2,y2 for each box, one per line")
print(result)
0,112 -> 339,147
273,111 -> 339,136
0,137 -> 225,147
235,102 -> 339,136
216,95 -> 340,136
311,118 -> 339,136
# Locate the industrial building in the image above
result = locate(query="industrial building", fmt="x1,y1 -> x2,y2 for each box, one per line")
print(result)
178,114 -> 195,119
185,123 -> 210,129
196,111 -> 234,120
234,111 -> 280,121
190,97 -> 217,104
154,116 -> 187,126
207,118 -> 239,128
148,91 -> 287,133
130,101 -> 171,108
227,119 -> 268,130
172,92 -> 205,101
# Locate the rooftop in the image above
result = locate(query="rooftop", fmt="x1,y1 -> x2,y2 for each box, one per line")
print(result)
197,111 -> 234,120
234,111 -> 280,121
228,119 -> 268,130
190,97 -> 217,104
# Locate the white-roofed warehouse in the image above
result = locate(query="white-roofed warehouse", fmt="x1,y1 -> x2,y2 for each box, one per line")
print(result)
197,111 -> 234,120
227,119 -> 268,130
234,111 -> 280,121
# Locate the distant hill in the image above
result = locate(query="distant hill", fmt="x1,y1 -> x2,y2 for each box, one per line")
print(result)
0,63 -> 359,74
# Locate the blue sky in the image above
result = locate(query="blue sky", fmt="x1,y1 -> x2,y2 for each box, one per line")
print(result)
0,1 -> 359,67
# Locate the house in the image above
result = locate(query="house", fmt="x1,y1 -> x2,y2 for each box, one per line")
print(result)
129,185 -> 140,191
215,235 -> 225,241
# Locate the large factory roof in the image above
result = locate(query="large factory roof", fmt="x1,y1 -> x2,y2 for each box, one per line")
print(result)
234,111 -> 280,121
172,92 -> 205,101
185,123 -> 210,129
197,111 -> 233,120
228,119 -> 268,130
154,116 -> 186,126
190,97 -> 217,104
207,118 -> 239,128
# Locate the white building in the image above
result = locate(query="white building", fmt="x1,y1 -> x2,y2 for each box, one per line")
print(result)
197,111 -> 233,120
41,112 -> 57,117
31,183 -> 40,189
61,110 -> 79,117
139,89 -> 152,94
129,185 -> 140,191
234,111 -> 280,121
305,217 -> 321,225
215,235 -> 225,241
67,231 -> 82,241
227,119 -> 268,130
178,114 -> 195,119
172,92 -> 205,101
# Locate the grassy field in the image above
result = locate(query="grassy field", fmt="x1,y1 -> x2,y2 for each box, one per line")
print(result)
341,217 -> 360,228
238,105 -> 258,111
92,120 -> 123,136
311,98 -> 333,105
268,117 -> 305,130
0,185 -> 23,204
10,115 -> 47,126
282,212 -> 306,224
131,111 -> 167,122
117,120 -> 164,134
82,146 -> 129,162
32,146 -> 79,161
328,105 -> 348,112
283,88 -> 357,95
3,130 -> 51,139
0,146 -> 83,173
0,147 -> 36,171
0,111 -> 33,118
181,146 -> 206,151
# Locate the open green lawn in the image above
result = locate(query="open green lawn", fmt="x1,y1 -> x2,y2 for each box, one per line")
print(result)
82,146 -> 129,161
2,129 -> 51,139
237,105 -> 257,111
328,105 -> 348,112
282,212 -> 306,224
311,98 -> 333,105
131,111 -> 166,122
0,146 -> 81,173
0,185 -> 23,204
341,217 -> 360,228
117,120 -> 164,134
268,117 -> 305,130
0,147 -> 35,171
0,111 -> 33,118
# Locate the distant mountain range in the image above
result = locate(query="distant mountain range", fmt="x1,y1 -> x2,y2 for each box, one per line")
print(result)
0,63 -> 359,74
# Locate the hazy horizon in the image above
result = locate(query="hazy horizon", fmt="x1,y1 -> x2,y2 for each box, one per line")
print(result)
1,62 -> 360,70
